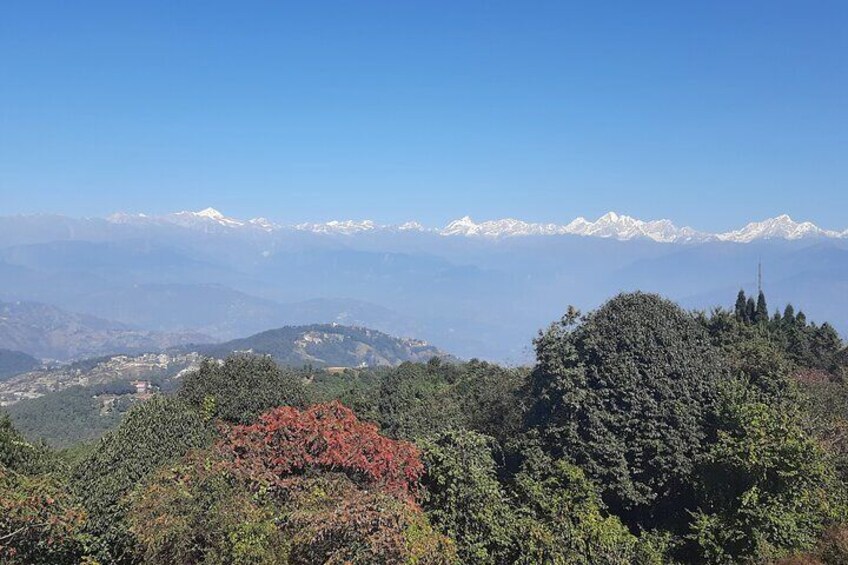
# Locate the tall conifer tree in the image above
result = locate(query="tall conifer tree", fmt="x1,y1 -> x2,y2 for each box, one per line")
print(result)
735,290 -> 747,322
756,291 -> 768,324
746,297 -> 756,324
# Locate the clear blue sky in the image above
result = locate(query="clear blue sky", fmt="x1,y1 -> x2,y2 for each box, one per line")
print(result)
1,1 -> 846,231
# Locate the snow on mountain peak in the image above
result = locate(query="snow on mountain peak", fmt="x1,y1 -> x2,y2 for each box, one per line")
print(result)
438,211 -> 707,242
716,215 -> 841,243
398,221 -> 427,232
103,208 -> 846,243
295,220 -> 378,235
170,208 -> 245,229
248,217 -> 278,231
196,207 -> 225,219
441,216 -> 480,236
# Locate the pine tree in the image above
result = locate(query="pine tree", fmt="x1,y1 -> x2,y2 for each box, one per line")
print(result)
783,304 -> 796,324
755,291 -> 768,324
735,290 -> 747,322
746,297 -> 756,324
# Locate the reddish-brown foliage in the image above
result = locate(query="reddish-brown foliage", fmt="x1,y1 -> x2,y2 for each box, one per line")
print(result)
817,525 -> 848,564
0,466 -> 87,563
772,557 -> 824,565
285,473 -> 456,565
795,369 -> 834,386
772,525 -> 848,565
220,401 -> 423,495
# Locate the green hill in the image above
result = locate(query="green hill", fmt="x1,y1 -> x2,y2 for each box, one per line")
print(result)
192,324 -> 452,368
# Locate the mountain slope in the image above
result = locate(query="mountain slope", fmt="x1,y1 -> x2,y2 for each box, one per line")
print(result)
192,324 -> 451,367
0,349 -> 40,381
0,300 -> 210,360
1,210 -> 847,363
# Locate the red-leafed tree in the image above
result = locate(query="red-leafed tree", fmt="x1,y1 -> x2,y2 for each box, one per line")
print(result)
220,401 -> 423,495
126,402 -> 456,564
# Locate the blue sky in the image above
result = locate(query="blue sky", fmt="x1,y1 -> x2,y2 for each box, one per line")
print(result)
1,1 -> 846,231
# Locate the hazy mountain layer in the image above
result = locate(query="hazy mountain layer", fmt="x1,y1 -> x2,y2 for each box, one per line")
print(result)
0,300 -> 210,361
1,212 -> 847,362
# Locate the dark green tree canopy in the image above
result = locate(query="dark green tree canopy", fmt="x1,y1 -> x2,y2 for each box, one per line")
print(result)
735,290 -> 748,322
755,290 -> 769,324
527,293 -> 726,523
179,354 -> 307,424
746,296 -> 757,323
72,396 -> 213,563
784,303 -> 796,322
420,430 -> 513,564
0,412 -> 58,475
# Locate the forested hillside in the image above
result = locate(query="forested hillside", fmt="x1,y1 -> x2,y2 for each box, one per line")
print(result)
1,325 -> 449,448
192,323 -> 451,367
2,291 -> 847,564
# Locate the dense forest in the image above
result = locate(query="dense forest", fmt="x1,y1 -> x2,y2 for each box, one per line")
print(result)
2,291 -> 848,564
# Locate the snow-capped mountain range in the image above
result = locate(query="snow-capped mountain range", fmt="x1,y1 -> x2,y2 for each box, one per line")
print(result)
106,208 -> 848,244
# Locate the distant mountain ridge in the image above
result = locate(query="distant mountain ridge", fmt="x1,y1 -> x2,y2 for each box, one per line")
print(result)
0,300 -> 210,361
0,349 -> 40,381
190,324 -> 452,368
2,209 -> 847,363
99,208 -> 848,243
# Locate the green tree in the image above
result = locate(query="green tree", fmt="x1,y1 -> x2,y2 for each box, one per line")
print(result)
179,354 -> 306,424
72,396 -> 213,563
784,304 -> 796,324
127,453 -> 289,565
735,290 -> 748,322
746,297 -> 757,324
420,430 -> 513,564
690,381 -> 841,563
0,414 -> 89,564
727,337 -> 793,397
756,291 -> 769,324
507,438 -> 662,565
526,294 -> 725,529
451,360 -> 529,445
377,361 -> 465,440
0,412 -> 58,475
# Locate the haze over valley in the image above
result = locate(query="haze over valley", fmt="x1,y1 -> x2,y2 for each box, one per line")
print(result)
1,208 -> 846,363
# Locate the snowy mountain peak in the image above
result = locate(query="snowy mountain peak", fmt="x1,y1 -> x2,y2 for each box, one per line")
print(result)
441,216 -> 480,236
248,217 -> 278,231
170,208 -> 245,229
195,207 -> 225,220
294,220 -> 378,235
398,221 -> 427,232
437,211 -> 708,242
103,209 -> 846,243
716,215 -> 842,243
